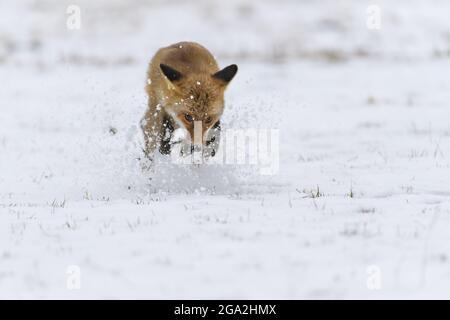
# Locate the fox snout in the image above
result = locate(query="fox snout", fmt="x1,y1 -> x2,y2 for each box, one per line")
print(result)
186,121 -> 210,149
178,120 -> 220,156
142,42 -> 236,158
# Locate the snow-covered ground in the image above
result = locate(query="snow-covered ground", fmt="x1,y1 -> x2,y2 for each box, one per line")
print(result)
1,0 -> 450,299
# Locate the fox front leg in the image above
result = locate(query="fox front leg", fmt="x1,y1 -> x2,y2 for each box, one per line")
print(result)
140,117 -> 155,161
141,98 -> 168,159
159,116 -> 174,155
204,121 -> 221,158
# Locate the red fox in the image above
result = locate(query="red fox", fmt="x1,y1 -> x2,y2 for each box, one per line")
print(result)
141,42 -> 238,159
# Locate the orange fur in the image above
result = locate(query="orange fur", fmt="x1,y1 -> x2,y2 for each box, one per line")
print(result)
141,42 -> 237,157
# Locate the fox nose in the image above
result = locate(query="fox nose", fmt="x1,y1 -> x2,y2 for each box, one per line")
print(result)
191,144 -> 202,153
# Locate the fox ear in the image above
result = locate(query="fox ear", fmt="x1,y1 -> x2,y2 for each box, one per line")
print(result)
212,64 -> 238,84
160,64 -> 183,82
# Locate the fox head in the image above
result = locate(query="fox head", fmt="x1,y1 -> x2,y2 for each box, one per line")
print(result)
159,63 -> 238,146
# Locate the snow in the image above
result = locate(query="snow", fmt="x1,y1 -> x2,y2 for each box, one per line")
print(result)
1,0 -> 450,299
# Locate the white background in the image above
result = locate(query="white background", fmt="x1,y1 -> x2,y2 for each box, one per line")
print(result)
1,0 -> 450,298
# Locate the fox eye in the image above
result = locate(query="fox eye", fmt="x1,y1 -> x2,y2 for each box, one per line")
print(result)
205,117 -> 212,124
184,113 -> 193,123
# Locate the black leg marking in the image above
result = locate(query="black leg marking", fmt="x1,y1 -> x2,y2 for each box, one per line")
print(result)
205,121 -> 221,157
159,116 -> 175,155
